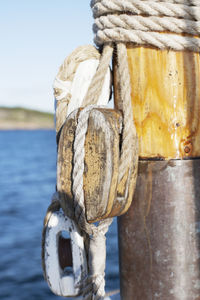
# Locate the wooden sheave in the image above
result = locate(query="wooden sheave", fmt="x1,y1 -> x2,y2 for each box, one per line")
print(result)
57,107 -> 136,223
116,40 -> 200,298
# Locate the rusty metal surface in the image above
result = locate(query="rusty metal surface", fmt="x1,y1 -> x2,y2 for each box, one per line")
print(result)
118,159 -> 200,300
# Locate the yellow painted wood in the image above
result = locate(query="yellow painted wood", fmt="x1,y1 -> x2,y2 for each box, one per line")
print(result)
114,44 -> 200,159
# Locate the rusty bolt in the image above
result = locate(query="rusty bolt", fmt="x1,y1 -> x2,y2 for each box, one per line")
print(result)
184,146 -> 191,154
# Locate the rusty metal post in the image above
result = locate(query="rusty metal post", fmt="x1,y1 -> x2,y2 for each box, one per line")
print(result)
118,160 -> 200,299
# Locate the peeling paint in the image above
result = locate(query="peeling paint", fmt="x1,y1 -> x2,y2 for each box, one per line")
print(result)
43,210 -> 87,297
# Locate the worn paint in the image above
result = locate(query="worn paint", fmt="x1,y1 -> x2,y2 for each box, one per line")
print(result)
114,46 -> 200,159
44,210 -> 87,297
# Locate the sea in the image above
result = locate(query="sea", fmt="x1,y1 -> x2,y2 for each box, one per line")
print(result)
0,130 -> 120,300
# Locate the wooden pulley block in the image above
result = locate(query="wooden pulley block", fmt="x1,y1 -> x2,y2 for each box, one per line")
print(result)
57,107 -> 137,223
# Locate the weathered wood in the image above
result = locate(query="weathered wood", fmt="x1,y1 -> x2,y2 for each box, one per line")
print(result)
84,108 -> 122,222
114,45 -> 200,159
57,113 -> 76,220
84,108 -> 137,221
57,108 -> 123,223
57,106 -> 137,223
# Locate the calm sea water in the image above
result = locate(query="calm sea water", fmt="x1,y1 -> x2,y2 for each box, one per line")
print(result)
0,130 -> 119,300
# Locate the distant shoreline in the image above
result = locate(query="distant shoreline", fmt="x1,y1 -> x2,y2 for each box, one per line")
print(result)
0,128 -> 54,131
0,123 -> 54,130
0,106 -> 54,130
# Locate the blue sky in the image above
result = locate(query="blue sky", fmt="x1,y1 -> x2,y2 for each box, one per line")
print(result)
0,1 -> 93,112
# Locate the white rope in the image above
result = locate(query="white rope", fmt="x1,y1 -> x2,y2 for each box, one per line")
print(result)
53,45 -> 101,133
94,15 -> 200,37
82,44 -> 114,106
91,0 -> 200,51
72,105 -> 113,299
91,0 -> 200,19
114,44 -> 138,189
53,77 -> 71,101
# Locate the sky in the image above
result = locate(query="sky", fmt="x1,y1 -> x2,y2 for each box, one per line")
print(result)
0,1 -> 94,112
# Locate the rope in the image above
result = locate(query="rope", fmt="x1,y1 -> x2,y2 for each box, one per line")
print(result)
71,44 -> 137,296
95,15 -> 200,37
82,44 -> 113,106
91,0 -> 200,51
53,45 -> 100,134
46,1 -> 200,299
73,105 -> 113,236
116,43 -> 137,182
91,0 -> 200,19
72,105 -> 113,299
51,45 -> 114,299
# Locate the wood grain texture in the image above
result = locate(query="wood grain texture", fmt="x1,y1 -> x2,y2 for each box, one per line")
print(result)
57,108 -> 123,223
84,108 -> 122,222
114,44 -> 200,159
57,107 -> 137,223
57,114 -> 77,220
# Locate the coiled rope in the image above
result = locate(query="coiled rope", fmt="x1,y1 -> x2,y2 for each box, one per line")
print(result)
91,0 -> 200,51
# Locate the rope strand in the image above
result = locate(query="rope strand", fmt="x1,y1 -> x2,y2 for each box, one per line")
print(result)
92,0 -> 200,51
